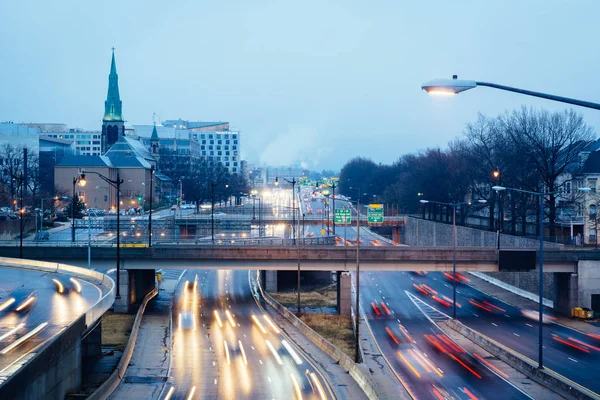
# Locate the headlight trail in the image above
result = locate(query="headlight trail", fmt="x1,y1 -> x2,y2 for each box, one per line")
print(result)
52,278 -> 64,293
224,340 -> 231,366
70,278 -> 82,293
310,372 -> 328,400
265,340 -> 283,365
239,340 -> 248,366
290,373 -> 303,400
163,386 -> 175,400
263,315 -> 281,334
16,296 -> 35,311
0,322 -> 48,354
186,386 -> 196,400
252,314 -> 267,334
0,323 -> 25,341
0,298 -> 15,311
282,340 -> 303,365
214,310 -> 223,328
225,310 -> 236,328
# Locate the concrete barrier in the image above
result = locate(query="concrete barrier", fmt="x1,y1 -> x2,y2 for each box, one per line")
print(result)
443,319 -> 600,400
256,272 -> 382,400
0,257 -> 115,399
87,286 -> 158,400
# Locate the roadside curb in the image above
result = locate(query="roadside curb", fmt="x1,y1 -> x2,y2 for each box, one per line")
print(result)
255,271 -> 382,400
443,319 -> 600,400
87,287 -> 158,400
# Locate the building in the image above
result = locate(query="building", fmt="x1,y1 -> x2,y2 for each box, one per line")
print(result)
54,136 -> 158,211
0,122 -> 41,151
42,129 -> 102,156
39,136 -> 76,194
101,48 -> 125,153
132,121 -> 242,174
264,165 -> 304,186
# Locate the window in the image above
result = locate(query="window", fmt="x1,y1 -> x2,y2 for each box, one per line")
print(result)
565,182 -> 571,195
233,168 -> 237,172
226,140 -> 230,144
218,140 -> 222,145
589,179 -> 597,193
233,140 -> 238,144
209,145 -> 213,150
201,134 -> 206,139
233,161 -> 238,166
202,140 -> 206,145
591,204 -> 597,217
218,151 -> 222,156
225,134 -> 229,139
209,134 -> 213,139
224,145 -> 229,150
217,157 -> 221,161
233,134 -> 237,139
217,146 -> 221,150
210,140 -> 214,145
202,151 -> 206,156
225,151 -> 230,156
226,162 -> 230,167
233,146 -> 237,150
201,145 -> 205,150
210,151 -> 214,156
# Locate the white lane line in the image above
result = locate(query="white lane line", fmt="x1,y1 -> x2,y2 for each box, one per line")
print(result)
492,323 -> 498,327
473,313 -> 479,317
513,333 -> 520,337
259,359 -> 263,365
214,379 -> 218,385
526,324 -> 533,328
568,357 -> 578,363
444,284 -> 449,288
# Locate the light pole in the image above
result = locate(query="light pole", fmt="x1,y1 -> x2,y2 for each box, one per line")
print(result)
323,189 -> 331,233
72,176 -> 86,242
422,75 -> 600,110
79,170 -> 123,298
493,185 -> 548,369
331,181 -> 337,236
13,171 -> 24,258
149,165 -> 154,247
211,182 -> 216,242
419,199 -> 483,318
275,177 -> 297,243
251,189 -> 258,220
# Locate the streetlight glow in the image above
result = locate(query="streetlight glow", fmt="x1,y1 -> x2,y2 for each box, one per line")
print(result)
492,186 -> 506,191
421,76 -> 477,95
419,199 -> 429,204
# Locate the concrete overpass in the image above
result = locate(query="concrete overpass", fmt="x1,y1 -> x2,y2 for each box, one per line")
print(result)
0,245 -> 580,272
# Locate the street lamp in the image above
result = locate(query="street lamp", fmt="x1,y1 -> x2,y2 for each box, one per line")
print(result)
348,186 -> 362,362
80,170 -> 124,298
13,171 -> 24,258
72,175 -> 86,242
211,182 -> 216,242
419,199 -> 481,319
492,185 -> 547,369
275,177 -> 297,243
422,75 -> 600,110
149,165 -> 154,247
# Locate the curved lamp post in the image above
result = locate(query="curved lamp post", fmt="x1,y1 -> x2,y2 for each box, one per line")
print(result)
422,75 -> 600,110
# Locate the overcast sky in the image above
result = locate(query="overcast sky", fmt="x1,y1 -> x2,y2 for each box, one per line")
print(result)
1,1 -> 599,170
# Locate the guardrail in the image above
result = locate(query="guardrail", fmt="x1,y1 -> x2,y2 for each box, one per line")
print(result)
88,287 -> 158,400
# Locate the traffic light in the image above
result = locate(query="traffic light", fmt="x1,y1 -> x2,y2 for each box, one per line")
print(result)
138,196 -> 142,201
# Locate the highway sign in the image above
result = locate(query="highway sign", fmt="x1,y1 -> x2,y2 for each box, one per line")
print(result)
334,208 -> 351,224
367,204 -> 384,224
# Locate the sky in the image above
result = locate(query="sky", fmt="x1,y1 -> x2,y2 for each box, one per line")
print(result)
1,1 -> 600,171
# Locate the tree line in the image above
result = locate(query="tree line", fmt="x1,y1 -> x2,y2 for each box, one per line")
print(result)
339,107 -> 595,238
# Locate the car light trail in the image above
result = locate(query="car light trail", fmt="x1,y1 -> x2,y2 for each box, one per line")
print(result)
442,295 -> 461,307
265,340 -> 283,365
186,386 -> 196,400
214,310 -> 223,328
282,340 -> 303,364
424,334 -> 447,353
0,322 -> 48,354
225,310 -> 236,328
463,387 -> 479,400
473,353 -> 509,379
224,340 -> 231,365
52,278 -> 64,293
397,351 -> 421,378
0,298 -> 15,311
413,284 -> 429,296
438,334 -> 464,353
386,327 -> 399,344
381,302 -> 391,315
183,280 -> 189,291
469,299 -> 493,312
252,315 -> 268,334
448,354 -> 482,379
290,373 -> 303,400
414,350 -> 442,377
552,336 -> 590,353
70,278 -> 82,293
310,372 -> 327,400
432,295 -> 451,307
568,337 -> 600,352
239,340 -> 248,366
0,323 -> 25,341
15,296 -> 35,311
163,386 -> 175,400
422,284 -> 437,294
399,325 -> 414,343
408,349 -> 431,373
371,302 -> 381,315
263,315 -> 281,333
482,300 -> 505,312
432,386 -> 445,400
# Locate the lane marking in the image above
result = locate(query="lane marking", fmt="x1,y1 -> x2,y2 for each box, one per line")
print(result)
492,323 -> 498,327
513,333 -> 520,337
568,357 -> 578,363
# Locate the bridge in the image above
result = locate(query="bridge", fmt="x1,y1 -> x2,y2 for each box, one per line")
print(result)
0,244 -> 580,272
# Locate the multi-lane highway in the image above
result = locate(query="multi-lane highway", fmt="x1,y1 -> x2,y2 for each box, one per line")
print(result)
164,269 -> 330,400
0,266 -> 103,383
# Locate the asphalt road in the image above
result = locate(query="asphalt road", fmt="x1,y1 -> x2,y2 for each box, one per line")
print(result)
165,269 -> 329,399
0,266 -> 102,383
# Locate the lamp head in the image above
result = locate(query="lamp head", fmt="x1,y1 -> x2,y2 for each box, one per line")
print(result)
79,173 -> 87,187
419,199 -> 429,204
421,75 -> 477,95
492,169 -> 501,179
478,199 -> 488,204
492,186 -> 506,191
578,187 -> 592,193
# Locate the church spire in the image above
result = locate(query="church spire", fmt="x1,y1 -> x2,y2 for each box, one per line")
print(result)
151,123 -> 159,140
103,47 -> 123,122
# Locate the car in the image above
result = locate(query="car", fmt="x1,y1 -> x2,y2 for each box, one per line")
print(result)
0,287 -> 37,313
178,311 -> 196,331
181,203 -> 195,209
51,275 -> 83,294
171,205 -> 179,211
214,212 -> 226,217
108,209 -> 117,215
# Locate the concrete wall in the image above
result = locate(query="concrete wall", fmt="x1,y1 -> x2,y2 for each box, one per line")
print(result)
577,261 -> 600,309
484,270 -> 556,304
403,216 -> 563,249
0,316 -> 84,400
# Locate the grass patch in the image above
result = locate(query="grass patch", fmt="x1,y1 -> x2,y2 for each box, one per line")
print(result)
300,314 -> 354,358
270,287 -> 337,311
101,312 -> 135,351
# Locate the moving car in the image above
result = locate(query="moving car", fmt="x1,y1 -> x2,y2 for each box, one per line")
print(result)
0,287 -> 37,313
51,275 -> 83,294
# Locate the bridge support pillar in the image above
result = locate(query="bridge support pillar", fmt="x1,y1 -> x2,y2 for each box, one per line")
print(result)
265,270 -> 278,292
392,226 -> 401,244
576,260 -> 600,310
338,272 -> 351,316
554,272 -> 579,315
81,320 -> 102,360
114,269 -> 156,313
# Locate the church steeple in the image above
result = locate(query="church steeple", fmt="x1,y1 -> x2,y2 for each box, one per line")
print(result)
102,48 -> 125,154
151,123 -> 160,155
103,48 -> 123,122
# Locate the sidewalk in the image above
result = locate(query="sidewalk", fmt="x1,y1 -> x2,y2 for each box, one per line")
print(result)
109,276 -> 180,399
467,272 -> 600,335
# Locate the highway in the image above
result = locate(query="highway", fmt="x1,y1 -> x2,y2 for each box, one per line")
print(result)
165,269 -> 329,399
0,266 -> 103,383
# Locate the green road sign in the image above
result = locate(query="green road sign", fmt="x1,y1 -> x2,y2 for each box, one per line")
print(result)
367,204 -> 384,224
334,208 -> 351,224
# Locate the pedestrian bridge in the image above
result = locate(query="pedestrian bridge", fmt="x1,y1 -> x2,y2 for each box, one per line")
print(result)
0,245 -> 582,272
